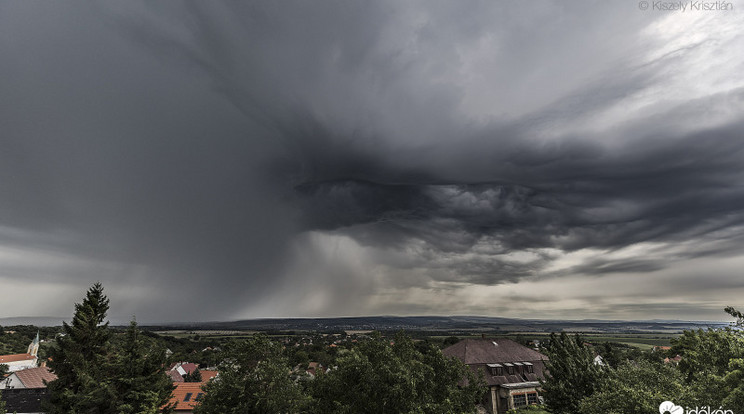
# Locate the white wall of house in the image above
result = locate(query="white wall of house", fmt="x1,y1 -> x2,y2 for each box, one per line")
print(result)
2,357 -> 37,373
0,372 -> 25,389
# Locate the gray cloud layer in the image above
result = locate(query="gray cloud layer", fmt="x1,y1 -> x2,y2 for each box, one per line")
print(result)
1,1 -> 743,322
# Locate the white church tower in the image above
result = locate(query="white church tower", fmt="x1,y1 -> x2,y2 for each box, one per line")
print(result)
26,331 -> 40,357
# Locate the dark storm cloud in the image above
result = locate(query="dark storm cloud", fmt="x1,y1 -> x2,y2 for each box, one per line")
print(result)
293,120 -> 744,281
1,0 -> 743,320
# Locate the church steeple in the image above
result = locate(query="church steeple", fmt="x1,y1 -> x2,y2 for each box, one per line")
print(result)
27,331 -> 40,357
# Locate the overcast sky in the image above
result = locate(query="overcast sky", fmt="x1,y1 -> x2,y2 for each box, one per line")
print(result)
1,1 -> 743,323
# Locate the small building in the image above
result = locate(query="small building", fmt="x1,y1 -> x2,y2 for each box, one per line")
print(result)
1,366 -> 57,390
443,338 -> 549,414
167,362 -> 200,382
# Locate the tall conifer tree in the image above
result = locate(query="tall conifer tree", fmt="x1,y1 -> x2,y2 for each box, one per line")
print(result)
46,282 -> 115,413
113,320 -> 175,414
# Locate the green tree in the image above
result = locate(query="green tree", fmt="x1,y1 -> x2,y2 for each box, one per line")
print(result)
725,306 -> 744,327
599,342 -> 623,368
194,334 -> 309,414
0,363 -> 8,377
309,331 -> 484,414
183,366 -> 202,382
112,320 -> 175,414
577,360 -> 688,414
661,307 -> 744,412
721,307 -> 744,411
540,332 -> 604,414
45,282 -> 115,414
443,336 -> 461,348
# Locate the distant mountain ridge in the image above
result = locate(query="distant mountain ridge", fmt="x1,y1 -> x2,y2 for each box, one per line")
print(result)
0,316 -> 69,326
140,315 -> 728,334
1,315 -> 728,333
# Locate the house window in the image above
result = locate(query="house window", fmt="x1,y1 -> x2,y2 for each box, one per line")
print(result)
496,367 -> 503,376
184,393 -> 193,402
513,394 -> 527,407
507,366 -> 514,375
527,393 -> 538,405
195,393 -> 204,401
527,365 -> 534,373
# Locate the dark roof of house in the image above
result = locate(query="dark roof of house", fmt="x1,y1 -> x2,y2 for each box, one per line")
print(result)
0,387 -> 50,413
168,369 -> 184,382
13,366 -> 57,388
443,339 -> 549,387
179,363 -> 198,375
442,339 -> 548,364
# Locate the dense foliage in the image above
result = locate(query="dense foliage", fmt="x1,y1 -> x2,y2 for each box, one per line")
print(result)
0,324 -> 61,359
194,331 -> 484,414
542,307 -> 744,414
194,334 -> 309,414
309,331 -> 484,414
540,332 -> 604,414
44,283 -> 174,414
112,321 -> 175,414
577,360 -> 687,414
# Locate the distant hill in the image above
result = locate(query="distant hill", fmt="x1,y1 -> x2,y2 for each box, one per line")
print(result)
141,315 -> 728,334
0,317 -> 68,326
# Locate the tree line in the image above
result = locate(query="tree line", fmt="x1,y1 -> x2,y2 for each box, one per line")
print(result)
2,284 -> 486,414
541,307 -> 744,413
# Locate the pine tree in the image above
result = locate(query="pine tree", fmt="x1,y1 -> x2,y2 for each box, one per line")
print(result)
45,282 -> 115,413
112,320 -> 175,414
184,366 -> 202,382
541,332 -> 604,414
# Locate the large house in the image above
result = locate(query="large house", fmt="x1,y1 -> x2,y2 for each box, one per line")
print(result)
443,338 -> 548,414
0,332 -> 40,373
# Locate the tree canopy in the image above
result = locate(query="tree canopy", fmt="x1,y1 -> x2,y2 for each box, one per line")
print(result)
540,332 -> 604,414
309,331 -> 484,414
194,334 -> 308,414
542,307 -> 744,414
45,283 -> 174,414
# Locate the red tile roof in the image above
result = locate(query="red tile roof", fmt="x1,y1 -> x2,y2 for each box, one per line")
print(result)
13,366 -> 57,388
0,353 -> 36,364
168,382 -> 205,411
199,370 -> 218,382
